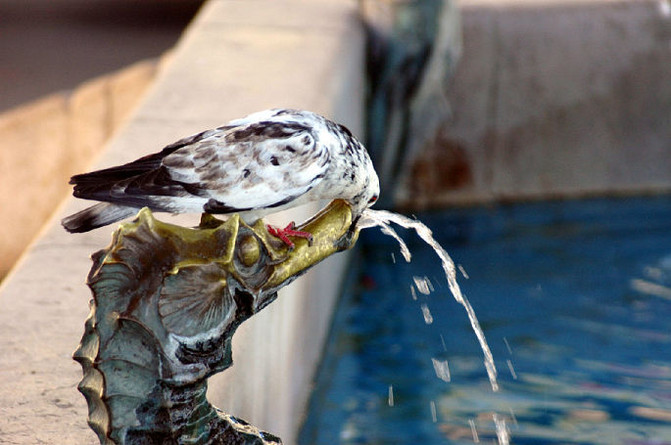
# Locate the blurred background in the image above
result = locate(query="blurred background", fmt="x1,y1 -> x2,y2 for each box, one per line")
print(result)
0,0 -> 204,278
0,0 -> 204,112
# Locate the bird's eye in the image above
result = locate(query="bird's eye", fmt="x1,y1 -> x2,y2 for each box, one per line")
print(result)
368,195 -> 378,204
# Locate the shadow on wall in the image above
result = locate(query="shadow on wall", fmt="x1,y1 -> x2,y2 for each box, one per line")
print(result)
0,0 -> 205,280
0,60 -> 158,280
0,0 -> 204,112
400,0 -> 671,209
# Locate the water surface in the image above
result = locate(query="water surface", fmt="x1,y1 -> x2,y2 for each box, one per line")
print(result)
299,196 -> 671,444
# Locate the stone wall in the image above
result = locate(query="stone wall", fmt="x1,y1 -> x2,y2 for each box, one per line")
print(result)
0,59 -> 157,278
399,0 -> 671,208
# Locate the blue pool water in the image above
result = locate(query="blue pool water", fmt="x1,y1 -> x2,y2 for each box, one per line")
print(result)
299,196 -> 671,444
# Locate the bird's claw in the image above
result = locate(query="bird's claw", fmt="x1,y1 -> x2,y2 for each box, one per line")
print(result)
267,222 -> 313,249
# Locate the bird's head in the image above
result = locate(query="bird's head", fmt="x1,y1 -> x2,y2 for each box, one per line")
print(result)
366,165 -> 380,209
353,154 -> 380,217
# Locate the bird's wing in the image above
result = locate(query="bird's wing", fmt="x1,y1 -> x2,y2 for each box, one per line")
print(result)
68,129 -> 228,210
68,120 -> 330,214
161,121 -> 330,213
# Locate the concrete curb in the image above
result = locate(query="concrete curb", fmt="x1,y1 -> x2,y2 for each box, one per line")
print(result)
0,60 -> 158,278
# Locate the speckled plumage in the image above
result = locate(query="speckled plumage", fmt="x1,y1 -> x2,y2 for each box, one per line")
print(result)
62,109 -> 380,233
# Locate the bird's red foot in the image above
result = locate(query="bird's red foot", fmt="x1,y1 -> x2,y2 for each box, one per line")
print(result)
266,222 -> 313,249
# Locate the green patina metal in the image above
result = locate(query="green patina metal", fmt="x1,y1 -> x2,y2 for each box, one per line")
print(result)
73,200 -> 358,444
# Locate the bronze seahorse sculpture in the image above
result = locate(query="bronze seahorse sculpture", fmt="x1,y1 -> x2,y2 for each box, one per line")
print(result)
73,199 -> 358,444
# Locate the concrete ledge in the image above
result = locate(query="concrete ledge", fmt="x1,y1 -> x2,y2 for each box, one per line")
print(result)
0,59 -> 158,278
400,0 -> 671,208
0,1 -> 364,444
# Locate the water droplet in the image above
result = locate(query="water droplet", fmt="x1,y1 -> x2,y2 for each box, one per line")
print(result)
503,337 -> 513,355
388,385 -> 394,406
413,276 -> 432,295
506,359 -> 518,380
493,413 -> 510,445
458,264 -> 469,279
469,418 -> 480,442
431,357 -> 450,382
420,303 -> 433,324
410,285 -> 417,301
430,400 -> 437,422
508,408 -> 518,427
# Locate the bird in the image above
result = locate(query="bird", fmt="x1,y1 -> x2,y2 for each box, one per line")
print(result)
62,108 -> 380,248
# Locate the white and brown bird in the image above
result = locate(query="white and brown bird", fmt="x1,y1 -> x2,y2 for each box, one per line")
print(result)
62,109 -> 380,247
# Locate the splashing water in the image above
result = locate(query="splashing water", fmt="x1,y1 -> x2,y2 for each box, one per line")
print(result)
469,418 -> 480,443
413,275 -> 433,295
359,209 -> 499,391
358,209 -> 509,444
431,357 -> 451,382
420,303 -> 434,324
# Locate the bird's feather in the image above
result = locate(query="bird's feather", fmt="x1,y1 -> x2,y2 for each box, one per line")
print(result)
61,203 -> 136,233
62,109 -> 379,233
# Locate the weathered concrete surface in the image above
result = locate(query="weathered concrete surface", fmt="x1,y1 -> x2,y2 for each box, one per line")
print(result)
0,0 -> 204,112
0,60 -> 158,279
400,0 -> 671,208
362,0 -> 462,207
0,1 -> 363,444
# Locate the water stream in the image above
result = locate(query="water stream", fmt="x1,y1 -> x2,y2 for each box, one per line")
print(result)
357,209 -> 508,443
358,210 -> 500,390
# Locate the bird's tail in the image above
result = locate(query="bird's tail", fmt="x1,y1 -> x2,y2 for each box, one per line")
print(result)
61,203 -> 137,233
